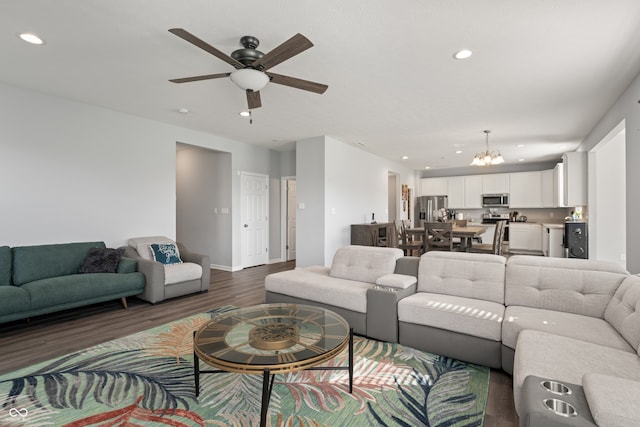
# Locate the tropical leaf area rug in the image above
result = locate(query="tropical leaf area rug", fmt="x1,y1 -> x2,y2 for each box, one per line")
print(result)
0,306 -> 489,427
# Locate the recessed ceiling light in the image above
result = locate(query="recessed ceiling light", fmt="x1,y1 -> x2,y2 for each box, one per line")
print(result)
177,108 -> 189,114
518,158 -> 525,162
19,33 -> 45,45
453,49 -> 472,60
239,111 -> 250,117
401,156 -> 409,160
424,166 -> 431,170
517,144 -> 525,148
455,150 -> 463,154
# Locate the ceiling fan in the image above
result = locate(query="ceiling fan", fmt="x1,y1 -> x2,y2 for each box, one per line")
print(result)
168,28 -> 328,109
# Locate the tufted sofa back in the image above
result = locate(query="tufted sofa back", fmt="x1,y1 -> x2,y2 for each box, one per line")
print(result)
605,275 -> 640,354
505,255 -> 629,318
417,251 -> 507,304
329,245 -> 404,284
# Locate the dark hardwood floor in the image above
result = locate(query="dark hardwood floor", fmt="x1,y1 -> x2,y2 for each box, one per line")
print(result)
0,261 -> 518,425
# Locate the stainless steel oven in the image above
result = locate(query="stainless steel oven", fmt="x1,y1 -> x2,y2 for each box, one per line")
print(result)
482,193 -> 509,208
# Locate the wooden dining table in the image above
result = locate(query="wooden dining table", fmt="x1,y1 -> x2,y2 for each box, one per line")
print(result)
405,224 -> 487,252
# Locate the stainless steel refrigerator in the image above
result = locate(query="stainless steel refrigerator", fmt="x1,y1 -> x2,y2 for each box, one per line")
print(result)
414,195 -> 448,226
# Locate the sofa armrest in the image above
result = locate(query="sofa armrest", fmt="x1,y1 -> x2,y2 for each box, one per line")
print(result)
584,373 -> 640,426
366,284 -> 417,343
177,243 -> 210,293
121,246 -> 166,303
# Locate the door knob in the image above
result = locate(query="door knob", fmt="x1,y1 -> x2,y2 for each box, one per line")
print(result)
244,224 -> 248,228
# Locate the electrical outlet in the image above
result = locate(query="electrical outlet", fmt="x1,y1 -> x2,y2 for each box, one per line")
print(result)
621,253 -> 627,261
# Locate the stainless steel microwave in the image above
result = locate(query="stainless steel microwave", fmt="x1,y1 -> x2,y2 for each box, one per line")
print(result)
482,193 -> 509,208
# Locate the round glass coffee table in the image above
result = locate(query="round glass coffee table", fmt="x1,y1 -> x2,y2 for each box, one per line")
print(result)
193,303 -> 353,426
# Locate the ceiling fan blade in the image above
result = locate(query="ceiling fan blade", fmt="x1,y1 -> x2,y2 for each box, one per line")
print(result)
251,33 -> 313,71
246,90 -> 262,109
266,72 -> 328,94
169,28 -> 244,69
169,72 -> 231,83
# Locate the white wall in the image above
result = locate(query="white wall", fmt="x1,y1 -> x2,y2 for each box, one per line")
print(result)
0,83 -> 283,269
579,70 -> 640,273
589,128 -> 626,267
295,135 -> 416,267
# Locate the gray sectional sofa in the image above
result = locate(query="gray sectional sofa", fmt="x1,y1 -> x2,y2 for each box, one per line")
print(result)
265,246 -> 640,426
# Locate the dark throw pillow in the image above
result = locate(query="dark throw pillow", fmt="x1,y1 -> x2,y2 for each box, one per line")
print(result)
78,247 -> 124,274
149,243 -> 183,265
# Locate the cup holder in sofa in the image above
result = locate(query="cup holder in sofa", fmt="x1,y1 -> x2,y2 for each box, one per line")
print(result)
541,380 -> 572,395
543,398 -> 577,417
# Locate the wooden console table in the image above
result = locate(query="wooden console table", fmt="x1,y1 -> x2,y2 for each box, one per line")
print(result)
351,223 -> 396,247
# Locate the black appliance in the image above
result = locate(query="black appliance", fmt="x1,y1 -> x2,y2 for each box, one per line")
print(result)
564,222 -> 588,259
482,193 -> 509,208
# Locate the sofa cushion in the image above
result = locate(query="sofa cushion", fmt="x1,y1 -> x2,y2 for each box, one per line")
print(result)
417,251 -> 506,304
265,266 -> 372,313
0,285 -> 30,315
11,242 -> 106,286
505,255 -> 628,318
512,330 -> 640,414
502,305 -> 634,352
605,275 -> 640,354
164,262 -> 202,285
583,373 -> 640,427
128,236 -> 175,261
78,247 -> 124,274
398,292 -> 504,341
0,246 -> 11,286
329,245 -> 403,284
22,273 -> 144,310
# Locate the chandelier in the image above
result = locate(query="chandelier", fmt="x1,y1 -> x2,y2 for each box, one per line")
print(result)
471,130 -> 504,166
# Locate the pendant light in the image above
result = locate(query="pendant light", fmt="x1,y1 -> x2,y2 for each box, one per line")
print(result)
471,130 -> 504,166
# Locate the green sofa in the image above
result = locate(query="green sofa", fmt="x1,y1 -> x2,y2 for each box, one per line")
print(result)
0,241 -> 145,324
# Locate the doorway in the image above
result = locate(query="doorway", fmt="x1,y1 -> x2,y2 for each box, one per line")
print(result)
240,172 -> 269,268
281,177 -> 297,261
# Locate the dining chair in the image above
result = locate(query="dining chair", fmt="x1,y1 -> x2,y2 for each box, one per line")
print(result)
452,219 -> 468,245
469,220 -> 507,255
424,222 -> 456,251
398,223 -> 423,256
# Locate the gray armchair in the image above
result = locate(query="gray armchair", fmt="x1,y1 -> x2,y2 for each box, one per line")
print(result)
122,236 -> 210,304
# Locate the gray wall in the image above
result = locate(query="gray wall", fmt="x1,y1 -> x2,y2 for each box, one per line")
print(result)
578,70 -> 640,273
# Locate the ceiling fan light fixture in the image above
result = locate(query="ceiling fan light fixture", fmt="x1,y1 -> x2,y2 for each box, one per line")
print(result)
230,68 -> 269,91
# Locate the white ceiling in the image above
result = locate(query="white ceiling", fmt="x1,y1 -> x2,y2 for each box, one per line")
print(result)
2,0 -> 640,171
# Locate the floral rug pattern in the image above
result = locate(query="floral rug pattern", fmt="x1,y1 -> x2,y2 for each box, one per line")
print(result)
0,306 -> 489,426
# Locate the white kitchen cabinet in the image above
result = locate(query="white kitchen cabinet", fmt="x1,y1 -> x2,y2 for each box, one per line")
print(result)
463,175 -> 483,208
447,177 -> 465,208
509,223 -> 542,251
562,152 -> 587,206
482,173 -> 510,194
541,169 -> 554,207
420,177 -> 448,196
509,171 -> 542,208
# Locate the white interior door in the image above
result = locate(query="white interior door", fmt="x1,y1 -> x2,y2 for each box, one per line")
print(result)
287,179 -> 297,260
241,172 -> 269,268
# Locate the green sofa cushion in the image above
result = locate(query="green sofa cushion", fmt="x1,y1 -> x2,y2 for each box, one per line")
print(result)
116,257 -> 137,274
0,246 -> 11,286
22,272 -> 145,310
0,285 -> 30,315
12,242 -> 106,286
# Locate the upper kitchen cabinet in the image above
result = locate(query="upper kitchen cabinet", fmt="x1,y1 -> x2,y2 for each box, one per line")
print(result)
482,174 -> 510,194
562,152 -> 587,206
541,169 -> 554,207
510,171 -> 542,208
553,163 -> 565,207
464,175 -> 483,208
420,177 -> 448,196
447,177 -> 465,208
